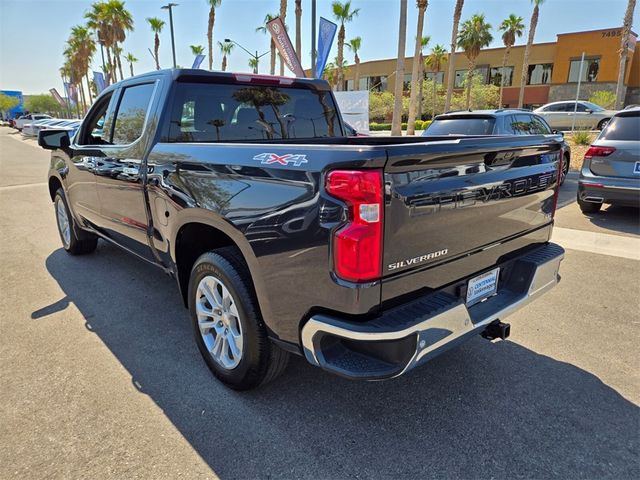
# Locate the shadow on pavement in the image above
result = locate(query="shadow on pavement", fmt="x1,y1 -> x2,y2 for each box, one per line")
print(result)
585,205 -> 640,236
38,245 -> 639,479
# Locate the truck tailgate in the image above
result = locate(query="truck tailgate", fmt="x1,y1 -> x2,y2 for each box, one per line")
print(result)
381,135 -> 562,302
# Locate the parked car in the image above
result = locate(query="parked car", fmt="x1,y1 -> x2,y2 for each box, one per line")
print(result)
534,101 -> 616,131
422,109 -> 572,184
22,119 -> 67,137
14,113 -> 52,131
577,108 -> 640,213
40,69 -> 564,390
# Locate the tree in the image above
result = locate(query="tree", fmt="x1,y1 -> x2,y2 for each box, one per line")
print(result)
444,0 -> 465,111
279,1 -> 288,75
0,93 -> 19,117
416,36 -> 430,120
615,0 -> 636,108
125,53 -> 138,77
147,17 -> 165,70
498,14 -> 524,107
256,13 -> 278,75
391,0 -> 408,136
407,0 -> 430,135
66,25 -> 96,109
589,90 -> 617,110
86,2 -> 114,83
332,1 -> 360,91
191,45 -> 205,56
218,41 -> 234,71
105,0 -> 134,81
295,0 -> 302,61
457,13 -> 493,109
24,94 -> 63,116
346,37 -> 362,90
449,75 -> 499,110
518,0 -> 545,108
425,44 -> 447,118
207,0 -> 222,70
248,57 -> 259,73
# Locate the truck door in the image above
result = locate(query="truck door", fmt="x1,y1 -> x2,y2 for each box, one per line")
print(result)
93,81 -> 159,262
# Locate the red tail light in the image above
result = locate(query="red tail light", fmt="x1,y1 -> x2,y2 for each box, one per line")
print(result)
584,146 -> 616,159
326,169 -> 383,282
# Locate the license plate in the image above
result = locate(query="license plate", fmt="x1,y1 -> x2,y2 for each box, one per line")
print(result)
634,162 -> 640,175
466,268 -> 500,306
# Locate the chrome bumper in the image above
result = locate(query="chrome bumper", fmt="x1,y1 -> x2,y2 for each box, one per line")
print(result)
301,243 -> 564,380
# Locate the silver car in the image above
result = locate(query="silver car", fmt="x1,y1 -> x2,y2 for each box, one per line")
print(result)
577,108 -> 640,213
534,101 -> 616,131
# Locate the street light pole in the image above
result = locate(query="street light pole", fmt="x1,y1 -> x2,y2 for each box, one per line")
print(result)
161,3 -> 178,68
224,39 -> 269,74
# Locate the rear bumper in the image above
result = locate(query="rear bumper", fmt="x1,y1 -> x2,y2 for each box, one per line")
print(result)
578,167 -> 640,207
301,242 -> 564,380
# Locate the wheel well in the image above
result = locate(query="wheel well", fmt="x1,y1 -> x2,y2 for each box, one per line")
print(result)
175,222 -> 237,306
48,177 -> 62,201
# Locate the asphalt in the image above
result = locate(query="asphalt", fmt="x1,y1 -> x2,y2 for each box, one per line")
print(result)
1,128 -> 639,479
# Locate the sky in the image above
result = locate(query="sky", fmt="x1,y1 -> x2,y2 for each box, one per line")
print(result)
1,0 -> 639,94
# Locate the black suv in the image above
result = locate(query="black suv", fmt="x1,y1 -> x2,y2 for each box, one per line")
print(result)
423,109 -> 571,185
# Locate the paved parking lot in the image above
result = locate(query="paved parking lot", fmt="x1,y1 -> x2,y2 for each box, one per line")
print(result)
1,128 -> 638,479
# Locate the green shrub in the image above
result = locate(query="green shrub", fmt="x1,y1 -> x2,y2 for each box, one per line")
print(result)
369,122 -> 391,131
588,90 -> 616,110
571,129 -> 593,146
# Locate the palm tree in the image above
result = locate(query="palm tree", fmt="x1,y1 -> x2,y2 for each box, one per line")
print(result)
346,37 -> 362,90
218,41 -> 234,71
248,57 -> 259,73
391,0 -> 408,136
125,53 -> 138,76
416,36 -> 431,120
407,0 -> 430,135
332,1 -> 360,91
498,14 -> 525,107
86,2 -> 113,83
104,0 -> 133,81
256,13 -> 278,75
191,45 -> 205,57
295,0 -> 302,60
457,13 -> 493,109
444,0 -> 465,111
615,0 -> 636,108
67,25 -> 96,107
207,0 -> 222,71
425,44 -> 447,119
279,1 -> 288,75
147,17 -> 165,70
518,0 -> 545,107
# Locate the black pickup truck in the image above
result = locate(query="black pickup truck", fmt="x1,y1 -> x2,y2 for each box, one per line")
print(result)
40,69 -> 564,390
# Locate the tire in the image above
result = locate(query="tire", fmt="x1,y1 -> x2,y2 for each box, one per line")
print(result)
560,153 -> 570,186
188,247 -> 289,390
577,196 -> 602,214
54,189 -> 98,255
597,118 -> 610,130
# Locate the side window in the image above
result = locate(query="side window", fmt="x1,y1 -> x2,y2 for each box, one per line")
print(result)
111,83 -> 155,145
529,115 -> 551,134
509,114 -> 533,135
78,93 -> 115,145
575,103 -> 588,112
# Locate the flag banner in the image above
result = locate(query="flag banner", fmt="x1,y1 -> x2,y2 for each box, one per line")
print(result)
192,54 -> 206,69
93,71 -> 106,94
49,88 -> 66,108
267,16 -> 306,77
63,82 -> 76,107
315,17 -> 337,78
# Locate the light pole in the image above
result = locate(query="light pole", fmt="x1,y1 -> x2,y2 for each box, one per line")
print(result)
224,39 -> 269,74
161,3 -> 178,68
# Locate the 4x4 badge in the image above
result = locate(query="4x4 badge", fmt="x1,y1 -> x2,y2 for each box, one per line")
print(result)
253,153 -> 308,167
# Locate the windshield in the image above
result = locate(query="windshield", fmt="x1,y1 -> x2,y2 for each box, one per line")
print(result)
582,101 -> 605,112
423,117 -> 496,136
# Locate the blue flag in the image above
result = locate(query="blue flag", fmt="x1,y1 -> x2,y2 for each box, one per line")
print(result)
315,17 -> 337,78
63,82 -> 76,107
93,71 -> 106,94
192,54 -> 206,69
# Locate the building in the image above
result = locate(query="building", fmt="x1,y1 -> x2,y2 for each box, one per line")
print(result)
339,27 -> 639,108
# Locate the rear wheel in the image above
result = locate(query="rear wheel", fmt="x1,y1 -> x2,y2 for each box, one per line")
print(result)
577,196 -> 602,214
54,189 -> 98,254
597,118 -> 610,130
188,247 -> 289,390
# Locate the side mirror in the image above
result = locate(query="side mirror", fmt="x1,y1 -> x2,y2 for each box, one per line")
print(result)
38,129 -> 70,150
552,129 -> 564,137
585,108 -> 593,114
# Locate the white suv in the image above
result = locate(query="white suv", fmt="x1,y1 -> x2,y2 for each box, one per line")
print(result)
14,114 -> 52,131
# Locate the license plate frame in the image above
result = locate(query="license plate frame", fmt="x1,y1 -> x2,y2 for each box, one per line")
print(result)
466,267 -> 500,307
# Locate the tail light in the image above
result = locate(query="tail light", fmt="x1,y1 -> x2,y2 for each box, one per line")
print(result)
584,146 -> 616,159
326,169 -> 383,282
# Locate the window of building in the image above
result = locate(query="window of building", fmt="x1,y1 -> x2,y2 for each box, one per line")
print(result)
403,73 -> 413,91
112,83 -> 155,145
527,64 -> 553,85
359,76 -> 387,92
454,70 -> 467,88
568,57 -> 600,83
474,66 -> 489,84
425,71 -> 444,84
489,66 -> 514,87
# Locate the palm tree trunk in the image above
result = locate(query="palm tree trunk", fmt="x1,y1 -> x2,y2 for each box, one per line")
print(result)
279,0 -> 287,76
295,0 -> 302,61
208,7 -> 215,70
432,73 -> 438,119
391,0 -> 408,136
465,58 -> 475,109
499,45 -> 510,107
85,74 -> 93,104
154,34 -> 161,70
130,62 -> 134,77
518,5 -> 539,108
270,40 -> 276,75
354,55 -> 360,90
222,55 -> 227,72
116,45 -> 124,80
444,0 -> 464,112
336,25 -> 345,91
615,0 -> 636,109
407,2 -> 428,135
105,47 -> 113,84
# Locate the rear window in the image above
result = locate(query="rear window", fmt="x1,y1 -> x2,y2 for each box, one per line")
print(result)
167,82 -> 341,142
599,113 -> 640,141
423,117 -> 496,136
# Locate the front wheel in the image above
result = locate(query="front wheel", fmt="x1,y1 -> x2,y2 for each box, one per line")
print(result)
188,247 -> 289,390
54,189 -> 98,254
